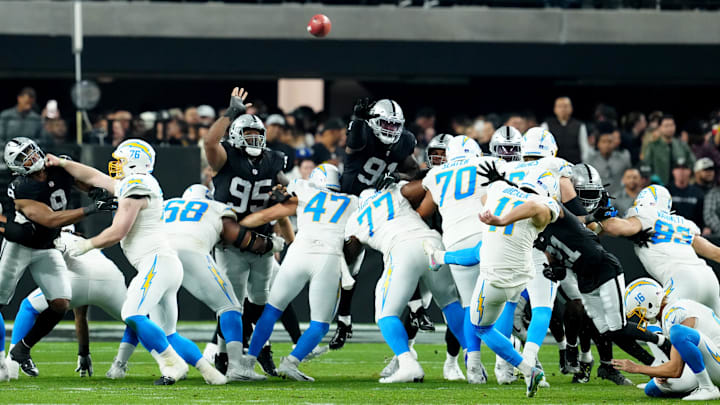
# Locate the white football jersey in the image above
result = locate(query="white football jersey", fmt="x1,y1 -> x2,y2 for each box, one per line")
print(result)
505,157 -> 572,199
662,299 -> 720,346
114,174 -> 169,266
626,205 -> 704,286
164,198 -> 237,254
479,182 -> 560,287
288,179 -> 358,256
346,181 -> 438,255
423,155 -> 504,247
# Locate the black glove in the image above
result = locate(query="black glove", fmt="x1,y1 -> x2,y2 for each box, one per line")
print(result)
83,192 -> 118,216
628,227 -> 654,248
88,187 -> 112,202
353,98 -> 378,121
477,161 -> 516,187
223,94 -> 247,121
542,262 -> 567,282
584,199 -> 618,225
375,172 -> 398,191
75,354 -> 93,377
268,185 -> 291,206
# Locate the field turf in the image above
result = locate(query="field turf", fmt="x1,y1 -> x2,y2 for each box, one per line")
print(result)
2,339 -> 678,404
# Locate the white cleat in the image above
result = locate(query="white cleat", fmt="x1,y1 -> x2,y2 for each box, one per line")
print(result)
303,345 -> 329,362
0,357 -> 9,382
536,360 -> 550,388
494,355 -> 517,385
197,359 -> 227,385
525,366 -> 544,398
683,386 -> 720,401
465,351 -> 485,384
106,358 -> 128,379
636,383 -> 647,390
156,348 -> 189,382
202,343 -> 218,364
226,355 -> 267,382
5,356 -> 18,380
278,356 -> 314,382
443,355 -> 466,381
379,353 -> 424,383
380,356 -> 399,378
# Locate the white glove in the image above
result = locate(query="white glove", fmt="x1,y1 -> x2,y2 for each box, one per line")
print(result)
65,238 -> 94,257
270,235 -> 286,253
422,240 -> 445,272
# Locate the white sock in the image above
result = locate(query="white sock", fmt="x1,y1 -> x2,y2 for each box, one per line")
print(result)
338,315 -> 351,325
408,338 -> 415,349
656,334 -> 666,346
196,357 -> 216,373
398,351 -> 416,368
517,359 -> 534,375
0,351 -> 5,364
217,336 -> 226,353
557,339 -> 567,350
467,350 -> 482,366
287,354 -> 300,365
408,299 -> 422,313
696,368 -> 714,388
580,351 -> 593,363
446,352 -> 458,362
523,342 -> 540,363
116,342 -> 136,363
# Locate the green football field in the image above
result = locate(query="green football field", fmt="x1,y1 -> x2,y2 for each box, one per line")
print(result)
0,339 -> 682,404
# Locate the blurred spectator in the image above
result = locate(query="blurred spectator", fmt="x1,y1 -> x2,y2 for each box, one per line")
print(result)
293,106 -> 318,146
620,111 -> 646,164
542,96 -> 589,164
641,110 -> 664,157
524,111 -> 538,129
43,118 -> 69,146
504,113 -> 528,134
111,120 -> 127,147
411,107 -> 436,147
687,120 -> 720,178
312,118 -> 345,166
288,156 -> 315,183
583,122 -> 631,197
165,119 -> 188,146
694,158 -> 716,193
0,87 -> 42,144
668,158 -> 706,230
197,105 -> 216,126
614,167 -> 643,216
642,115 -> 695,185
704,186 -> 720,235
450,114 -> 471,135
265,114 -> 295,172
184,107 -> 199,126
594,103 -> 618,126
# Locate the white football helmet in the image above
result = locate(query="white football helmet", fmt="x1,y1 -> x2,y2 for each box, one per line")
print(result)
426,134 -> 453,167
4,137 -> 45,176
490,126 -> 523,162
108,139 -> 156,179
572,163 -> 604,212
309,163 -> 341,192
182,184 -> 212,200
624,278 -> 664,329
367,99 -> 405,145
522,127 -> 558,158
634,185 -> 672,213
446,135 -> 481,161
229,114 -> 266,157
519,168 -> 560,199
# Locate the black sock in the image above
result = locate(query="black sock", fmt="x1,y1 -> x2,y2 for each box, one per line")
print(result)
564,301 -> 584,345
622,322 -> 660,344
211,321 -> 221,344
587,322 -> 613,362
23,308 -> 65,348
403,310 -> 419,341
280,304 -> 302,345
579,313 -> 593,353
337,286 -> 355,318
445,328 -> 461,357
242,300 -> 265,346
549,305 -> 565,343
410,286 -> 422,302
612,330 -> 655,365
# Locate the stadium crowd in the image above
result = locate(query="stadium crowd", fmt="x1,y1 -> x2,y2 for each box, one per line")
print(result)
1,86 -> 720,232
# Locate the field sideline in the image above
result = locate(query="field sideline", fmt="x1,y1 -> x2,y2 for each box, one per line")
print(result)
0,339 -> 680,404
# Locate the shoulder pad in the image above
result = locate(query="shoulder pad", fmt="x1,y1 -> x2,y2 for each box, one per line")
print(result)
116,175 -> 158,199
9,177 -> 41,201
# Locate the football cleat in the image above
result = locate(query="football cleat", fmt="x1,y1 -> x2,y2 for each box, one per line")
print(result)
197,359 -> 227,385
598,363 -> 633,386
278,357 -> 314,382
214,352 -> 229,375
303,345 -> 329,362
329,321 -> 353,350
467,363 -> 487,384
443,355 -> 466,381
379,355 -> 424,383
226,355 -> 267,382
525,367 -> 544,398
380,356 -> 399,378
0,357 -> 9,382
156,348 -> 188,382
154,376 -> 176,386
5,355 -> 19,380
10,344 -> 38,377
106,358 -> 128,379
535,360 -> 550,388
572,359 -> 593,384
559,348 -> 568,374
203,343 -> 219,364
409,307 -> 435,332
422,240 -> 442,272
636,383 -> 648,390
564,345 -> 581,374
683,386 -> 720,401
494,356 -> 517,385
258,346 -> 278,377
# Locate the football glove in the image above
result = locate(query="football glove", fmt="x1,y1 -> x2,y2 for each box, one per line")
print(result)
268,185 -> 291,206
270,235 -> 286,254
422,240 -> 444,272
223,93 -> 248,121
542,262 -> 567,282
353,97 -> 378,121
76,354 -> 93,377
375,172 -> 399,191
477,161 -> 517,188
628,227 -> 654,248
64,237 -> 95,257
584,200 -> 618,225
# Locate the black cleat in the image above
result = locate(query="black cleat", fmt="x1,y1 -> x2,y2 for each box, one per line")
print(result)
410,307 -> 435,332
572,359 -> 593,384
329,321 -> 353,350
214,352 -> 228,375
10,343 -> 39,377
258,346 -> 278,377
597,363 -> 633,386
154,376 -> 176,385
565,346 -> 581,374
558,349 -> 568,374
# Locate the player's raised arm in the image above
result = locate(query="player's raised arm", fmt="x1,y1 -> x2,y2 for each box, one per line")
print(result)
205,87 -> 251,171
238,197 -> 299,228
46,154 -> 115,194
599,217 -> 643,237
66,197 -> 145,256
345,98 -> 376,154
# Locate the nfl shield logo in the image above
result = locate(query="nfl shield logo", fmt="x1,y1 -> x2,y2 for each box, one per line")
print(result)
252,169 -> 258,175
48,181 -> 55,187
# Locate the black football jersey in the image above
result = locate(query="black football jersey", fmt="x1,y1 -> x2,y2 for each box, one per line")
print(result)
7,167 -> 75,249
535,205 -> 623,293
212,143 -> 285,233
341,121 -> 416,196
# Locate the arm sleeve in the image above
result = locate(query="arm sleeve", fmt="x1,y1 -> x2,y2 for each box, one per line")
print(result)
563,196 -> 588,216
346,120 -> 368,150
704,190 -> 720,233
443,241 -> 482,266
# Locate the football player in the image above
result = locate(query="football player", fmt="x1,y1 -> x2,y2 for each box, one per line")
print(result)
237,164 -> 358,382
331,98 -> 417,350
45,140 -> 226,385
1,138 -> 115,379
614,279 -> 720,401
204,87 -> 289,375
345,178 -> 466,383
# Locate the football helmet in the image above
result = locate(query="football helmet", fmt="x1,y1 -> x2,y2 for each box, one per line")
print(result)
367,99 -> 405,145
634,185 -> 672,213
4,137 -> 45,176
108,139 -> 156,179
572,163 -> 604,212
522,127 -> 557,158
182,184 -> 213,200
490,126 -> 523,162
426,134 -> 453,167
624,278 -> 664,330
229,114 -> 266,157
309,163 -> 341,192
519,168 -> 560,199
446,135 -> 482,161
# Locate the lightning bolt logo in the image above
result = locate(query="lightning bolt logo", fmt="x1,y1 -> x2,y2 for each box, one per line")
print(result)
663,306 -> 685,324
137,255 -> 158,310
381,255 -> 394,311
705,342 -> 720,364
664,278 -> 675,298
206,256 -> 233,303
476,280 -> 486,323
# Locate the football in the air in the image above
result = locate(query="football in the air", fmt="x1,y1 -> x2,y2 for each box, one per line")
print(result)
307,14 -> 332,38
